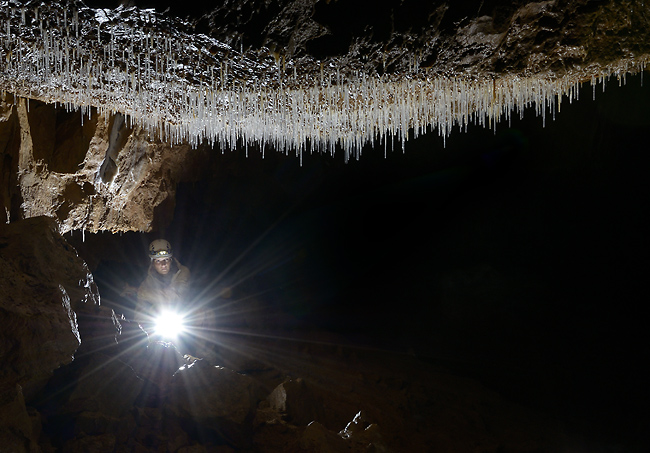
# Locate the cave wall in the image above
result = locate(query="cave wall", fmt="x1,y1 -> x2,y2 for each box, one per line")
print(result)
0,94 -> 210,234
0,217 -> 91,395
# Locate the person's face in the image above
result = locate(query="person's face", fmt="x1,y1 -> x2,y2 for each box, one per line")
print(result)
153,257 -> 171,275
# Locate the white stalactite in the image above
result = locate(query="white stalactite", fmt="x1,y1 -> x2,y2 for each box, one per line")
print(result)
1,1 -> 648,161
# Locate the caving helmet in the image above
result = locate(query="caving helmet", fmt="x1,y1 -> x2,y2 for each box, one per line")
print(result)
149,239 -> 173,260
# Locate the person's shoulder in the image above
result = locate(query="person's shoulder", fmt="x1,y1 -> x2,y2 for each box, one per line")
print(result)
137,275 -> 156,300
138,264 -> 157,286
173,258 -> 191,278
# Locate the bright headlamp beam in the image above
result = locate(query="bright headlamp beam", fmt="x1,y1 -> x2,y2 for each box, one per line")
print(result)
153,310 -> 186,340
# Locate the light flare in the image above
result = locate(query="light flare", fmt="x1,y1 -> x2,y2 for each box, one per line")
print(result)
153,310 -> 186,340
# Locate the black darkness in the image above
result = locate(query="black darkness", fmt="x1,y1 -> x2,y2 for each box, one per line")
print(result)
71,0 -> 650,442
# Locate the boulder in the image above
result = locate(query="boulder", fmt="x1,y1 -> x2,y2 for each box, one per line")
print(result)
170,362 -> 262,424
168,361 -> 264,449
300,421 -> 348,453
0,216 -> 99,398
267,378 -> 325,427
0,385 -> 41,453
62,355 -> 144,419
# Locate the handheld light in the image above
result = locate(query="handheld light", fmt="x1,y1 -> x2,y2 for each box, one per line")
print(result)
153,310 -> 186,340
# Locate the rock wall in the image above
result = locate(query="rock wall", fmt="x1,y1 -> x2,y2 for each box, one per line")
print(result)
0,217 -> 96,395
0,217 -> 89,450
0,94 -> 208,234
0,215 -> 135,451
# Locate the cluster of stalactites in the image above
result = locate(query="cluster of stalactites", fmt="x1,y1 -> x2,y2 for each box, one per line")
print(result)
0,1 -> 648,161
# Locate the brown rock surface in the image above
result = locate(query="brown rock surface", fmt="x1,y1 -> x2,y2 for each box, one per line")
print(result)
0,216 -> 97,397
1,93 -> 209,234
200,0 -> 650,77
169,363 -> 262,426
242,336 -> 575,453
4,316 -> 590,452
0,216 -> 104,451
0,385 -> 40,453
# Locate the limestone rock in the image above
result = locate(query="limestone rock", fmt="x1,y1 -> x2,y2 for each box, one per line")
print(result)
168,361 -> 265,449
255,411 -> 390,453
1,94 -> 209,234
189,0 -> 650,77
169,362 -> 262,424
300,421 -> 348,453
132,341 -> 186,393
0,216 -> 97,398
340,411 -> 391,452
0,385 -> 40,453
267,378 -> 325,427
62,355 -> 144,418
61,433 -> 116,453
73,305 -> 124,359
298,415 -> 393,453
0,96 -> 20,225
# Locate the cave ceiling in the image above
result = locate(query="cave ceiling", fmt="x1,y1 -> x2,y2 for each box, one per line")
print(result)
1,0 -> 649,232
